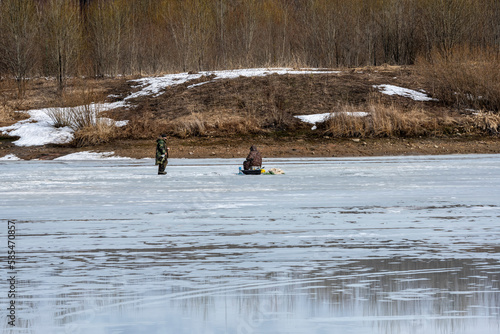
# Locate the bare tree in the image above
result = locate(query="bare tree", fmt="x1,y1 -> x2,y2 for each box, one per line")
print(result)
2,0 -> 500,82
222,0 -> 259,68
0,0 -> 39,97
420,0 -> 475,59
161,0 -> 216,72
378,0 -> 420,65
41,0 -> 82,92
86,0 -> 127,76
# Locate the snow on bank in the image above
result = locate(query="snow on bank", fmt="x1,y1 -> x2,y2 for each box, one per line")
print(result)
0,102 -> 127,147
295,112 -> 369,130
54,151 -> 131,160
373,84 -> 436,101
295,112 -> 369,124
295,113 -> 333,125
129,68 -> 338,99
0,154 -> 21,160
0,108 -> 74,146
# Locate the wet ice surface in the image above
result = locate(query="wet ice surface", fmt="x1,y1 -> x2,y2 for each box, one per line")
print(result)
1,155 -> 500,334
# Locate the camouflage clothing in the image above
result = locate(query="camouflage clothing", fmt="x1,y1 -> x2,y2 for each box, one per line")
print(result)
155,138 -> 169,174
243,145 -> 262,170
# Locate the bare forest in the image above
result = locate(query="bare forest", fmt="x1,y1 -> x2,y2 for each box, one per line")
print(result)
1,0 -> 500,92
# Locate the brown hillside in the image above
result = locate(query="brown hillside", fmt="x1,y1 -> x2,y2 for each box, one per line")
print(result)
1,66 -> 500,160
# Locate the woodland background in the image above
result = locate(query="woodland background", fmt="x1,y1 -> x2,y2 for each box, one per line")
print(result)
1,0 -> 500,96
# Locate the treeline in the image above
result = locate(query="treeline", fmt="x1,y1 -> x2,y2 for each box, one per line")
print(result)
1,0 -> 500,95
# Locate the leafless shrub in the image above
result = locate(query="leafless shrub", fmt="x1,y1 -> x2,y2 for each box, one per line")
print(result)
46,103 -> 100,131
44,86 -> 122,147
46,103 -> 120,147
46,107 -> 73,128
67,104 -> 100,131
416,46 -> 500,112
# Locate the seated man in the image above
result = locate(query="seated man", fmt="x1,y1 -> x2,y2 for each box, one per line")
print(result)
243,145 -> 262,170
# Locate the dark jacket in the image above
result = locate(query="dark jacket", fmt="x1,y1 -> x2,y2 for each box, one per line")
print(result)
155,138 -> 168,165
243,145 -> 262,169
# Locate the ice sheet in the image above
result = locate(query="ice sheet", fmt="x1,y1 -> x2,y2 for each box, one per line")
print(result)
1,154 -> 499,333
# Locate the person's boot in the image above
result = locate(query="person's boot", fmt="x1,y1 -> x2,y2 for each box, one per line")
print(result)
158,166 -> 167,175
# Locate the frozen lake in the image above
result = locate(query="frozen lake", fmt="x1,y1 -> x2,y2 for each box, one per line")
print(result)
1,154 -> 500,334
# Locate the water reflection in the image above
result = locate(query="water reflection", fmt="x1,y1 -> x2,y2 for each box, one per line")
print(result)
163,259 -> 499,334
6,258 -> 498,334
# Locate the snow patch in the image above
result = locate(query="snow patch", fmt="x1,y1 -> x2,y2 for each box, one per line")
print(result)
54,151 -> 131,160
295,112 -> 369,130
0,109 -> 74,146
131,68 -> 339,96
0,154 -> 22,160
373,84 -> 436,101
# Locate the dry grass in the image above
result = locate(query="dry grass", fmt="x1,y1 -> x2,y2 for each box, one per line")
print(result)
322,106 -> 367,137
370,104 -> 432,137
264,106 -> 299,130
467,112 -> 500,135
0,104 -> 15,125
121,108 -> 262,139
72,122 -> 118,147
0,79 -> 32,125
169,109 -> 261,138
121,112 -> 170,140
0,105 -> 30,126
321,100 -> 500,138
321,102 -> 436,138
171,113 -> 207,137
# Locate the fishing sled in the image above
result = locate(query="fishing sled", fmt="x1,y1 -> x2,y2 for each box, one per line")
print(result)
239,167 -> 263,175
238,167 -> 284,175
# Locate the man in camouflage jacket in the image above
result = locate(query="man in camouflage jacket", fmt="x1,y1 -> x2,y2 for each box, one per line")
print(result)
156,134 -> 169,175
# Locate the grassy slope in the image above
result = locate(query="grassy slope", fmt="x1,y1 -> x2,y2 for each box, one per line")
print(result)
1,66 -> 499,160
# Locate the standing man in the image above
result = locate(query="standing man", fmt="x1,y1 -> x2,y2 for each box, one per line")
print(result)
156,134 -> 169,175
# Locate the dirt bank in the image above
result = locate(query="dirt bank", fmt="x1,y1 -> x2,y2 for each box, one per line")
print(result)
2,136 -> 499,160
